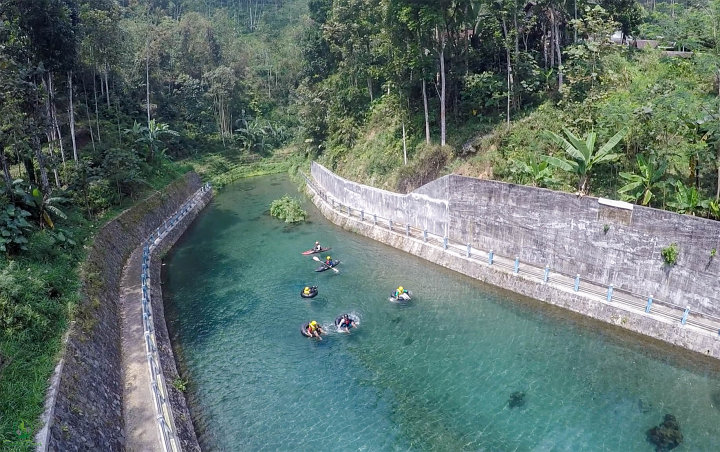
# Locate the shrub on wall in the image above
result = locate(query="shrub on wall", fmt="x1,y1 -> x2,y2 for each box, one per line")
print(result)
661,243 -> 678,265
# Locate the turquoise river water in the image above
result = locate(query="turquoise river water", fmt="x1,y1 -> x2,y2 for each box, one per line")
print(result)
163,174 -> 720,450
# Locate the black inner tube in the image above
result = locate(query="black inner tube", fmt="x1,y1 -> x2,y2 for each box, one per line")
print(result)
300,287 -> 318,298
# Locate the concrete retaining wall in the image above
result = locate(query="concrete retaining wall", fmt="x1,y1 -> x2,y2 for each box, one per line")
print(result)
312,162 -> 449,236
306,186 -> 720,359
38,173 -> 204,451
311,162 -> 720,316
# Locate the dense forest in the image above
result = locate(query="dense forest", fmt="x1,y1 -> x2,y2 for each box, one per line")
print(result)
1,0 -> 720,447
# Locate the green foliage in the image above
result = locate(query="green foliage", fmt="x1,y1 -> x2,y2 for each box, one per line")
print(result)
711,248 -> 716,258
661,243 -> 679,265
172,377 -> 188,393
269,195 -> 307,223
543,126 -> 629,193
618,154 -> 668,206
510,159 -> 557,188
0,204 -> 32,254
667,181 -> 708,215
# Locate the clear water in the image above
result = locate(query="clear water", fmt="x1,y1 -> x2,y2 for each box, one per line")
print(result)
163,174 -> 720,451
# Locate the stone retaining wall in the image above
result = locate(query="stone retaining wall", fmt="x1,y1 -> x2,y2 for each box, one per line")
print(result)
38,173 -> 204,451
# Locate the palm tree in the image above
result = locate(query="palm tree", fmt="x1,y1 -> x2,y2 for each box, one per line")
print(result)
543,127 -> 629,194
618,154 -> 667,206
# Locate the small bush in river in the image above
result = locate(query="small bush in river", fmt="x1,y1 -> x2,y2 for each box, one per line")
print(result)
172,377 -> 188,392
270,195 -> 307,223
661,243 -> 678,265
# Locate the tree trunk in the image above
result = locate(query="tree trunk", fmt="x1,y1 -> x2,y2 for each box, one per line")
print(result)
32,133 -> 50,193
0,145 -> 12,189
104,61 -> 111,108
367,77 -> 373,102
402,120 -> 407,165
553,11 -> 563,91
436,27 -> 446,147
578,173 -> 589,194
146,42 -> 152,128
502,18 -> 512,126
68,71 -> 79,163
92,56 -> 101,143
82,79 -> 97,153
49,73 -> 66,167
422,77 -> 431,145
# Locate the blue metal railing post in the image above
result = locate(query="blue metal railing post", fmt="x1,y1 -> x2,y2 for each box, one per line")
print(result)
466,244 -> 471,257
423,229 -> 428,242
488,250 -> 494,265
607,284 -> 614,302
443,237 -> 448,249
574,274 -> 580,292
514,257 -> 519,274
682,307 -> 690,325
543,265 -> 550,283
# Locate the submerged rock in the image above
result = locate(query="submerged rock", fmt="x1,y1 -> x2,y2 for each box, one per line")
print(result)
646,414 -> 683,451
508,391 -> 526,409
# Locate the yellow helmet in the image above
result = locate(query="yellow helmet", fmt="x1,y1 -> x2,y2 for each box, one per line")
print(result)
310,320 -> 318,326
304,286 -> 310,291
398,286 -> 404,292
326,256 -> 331,260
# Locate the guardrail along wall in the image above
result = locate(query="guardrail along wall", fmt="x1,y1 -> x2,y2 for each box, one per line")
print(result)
311,162 -> 720,316
447,176 -> 720,314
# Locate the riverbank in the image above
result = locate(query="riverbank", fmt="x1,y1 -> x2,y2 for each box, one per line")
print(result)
35,173 -> 208,450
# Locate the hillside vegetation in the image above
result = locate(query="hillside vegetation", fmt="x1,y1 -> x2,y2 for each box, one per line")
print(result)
1,0 -> 720,448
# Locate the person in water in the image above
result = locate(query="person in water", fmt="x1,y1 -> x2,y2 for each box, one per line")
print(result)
313,241 -> 322,252
307,320 -> 324,339
303,286 -> 312,296
325,256 -> 334,267
337,314 -> 355,332
394,286 -> 408,299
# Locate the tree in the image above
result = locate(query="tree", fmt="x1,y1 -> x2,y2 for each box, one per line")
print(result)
618,154 -> 668,206
667,180 -> 708,215
544,126 -> 629,194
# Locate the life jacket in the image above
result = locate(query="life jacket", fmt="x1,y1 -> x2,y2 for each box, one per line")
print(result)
303,287 -> 310,294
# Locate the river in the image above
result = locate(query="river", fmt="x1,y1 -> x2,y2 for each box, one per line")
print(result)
163,174 -> 720,450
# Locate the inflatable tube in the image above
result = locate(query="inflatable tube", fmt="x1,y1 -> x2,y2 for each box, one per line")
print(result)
315,260 -> 341,272
388,291 -> 412,303
300,323 -> 312,337
301,247 -> 331,255
300,287 -> 318,298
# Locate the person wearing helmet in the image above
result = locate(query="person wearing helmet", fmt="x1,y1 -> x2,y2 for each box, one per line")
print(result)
393,286 -> 409,300
303,286 -> 311,295
313,241 -> 322,252
337,314 -> 356,333
325,255 -> 334,267
306,320 -> 324,339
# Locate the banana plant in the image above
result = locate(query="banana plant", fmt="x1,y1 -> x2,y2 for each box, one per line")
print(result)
667,181 -> 708,215
618,154 -> 668,206
543,127 -> 628,194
